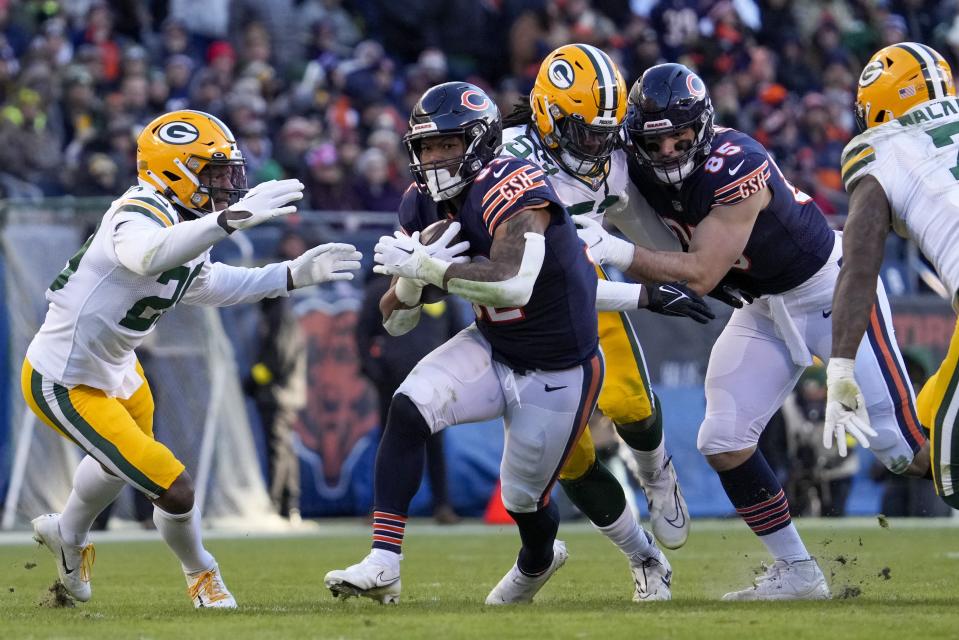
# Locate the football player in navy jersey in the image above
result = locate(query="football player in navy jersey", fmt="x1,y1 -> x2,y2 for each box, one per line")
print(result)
578,64 -> 930,600
324,82 -> 710,606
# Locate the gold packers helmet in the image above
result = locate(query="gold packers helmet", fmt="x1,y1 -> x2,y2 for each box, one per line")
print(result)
136,110 -> 247,213
530,44 -> 626,180
856,42 -> 955,130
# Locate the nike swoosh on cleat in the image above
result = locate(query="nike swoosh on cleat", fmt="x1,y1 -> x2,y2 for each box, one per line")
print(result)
60,547 -> 75,575
544,384 -> 568,392
822,309 -> 832,318
375,570 -> 399,587
664,487 -> 687,529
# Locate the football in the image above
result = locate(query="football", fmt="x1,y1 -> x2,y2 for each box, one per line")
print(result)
417,218 -> 460,303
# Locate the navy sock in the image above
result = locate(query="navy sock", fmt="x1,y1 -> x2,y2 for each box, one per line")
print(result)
371,393 -> 431,553
717,450 -> 792,536
508,501 -> 560,576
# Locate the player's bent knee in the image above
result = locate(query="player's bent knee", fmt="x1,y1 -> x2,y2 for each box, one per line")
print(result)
154,471 -> 195,514
598,391 -> 654,426
697,418 -> 756,458
385,393 -> 432,441
500,483 -> 538,514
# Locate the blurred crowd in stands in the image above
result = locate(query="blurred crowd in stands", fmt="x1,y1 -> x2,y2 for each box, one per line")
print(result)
1,0 -> 958,215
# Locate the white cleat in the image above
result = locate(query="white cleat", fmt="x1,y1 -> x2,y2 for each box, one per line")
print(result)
186,563 -> 237,609
32,513 -> 94,603
485,540 -> 568,605
640,456 -> 690,550
324,553 -> 402,604
630,537 -> 672,602
722,558 -> 831,601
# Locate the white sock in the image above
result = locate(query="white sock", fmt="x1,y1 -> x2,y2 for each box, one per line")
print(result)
631,439 -> 666,485
58,455 -> 126,546
153,504 -> 215,574
595,506 -> 654,560
370,548 -> 402,572
759,524 -> 810,563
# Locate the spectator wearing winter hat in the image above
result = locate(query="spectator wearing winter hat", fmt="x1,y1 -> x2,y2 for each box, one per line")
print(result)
351,148 -> 403,212
305,142 -> 360,211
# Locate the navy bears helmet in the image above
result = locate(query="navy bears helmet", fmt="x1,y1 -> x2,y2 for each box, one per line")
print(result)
404,82 -> 503,202
626,63 -> 715,184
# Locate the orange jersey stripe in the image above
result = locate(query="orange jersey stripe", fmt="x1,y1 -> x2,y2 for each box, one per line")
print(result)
869,307 -> 926,445
714,161 -> 770,197
481,166 -> 539,207
486,181 -> 548,234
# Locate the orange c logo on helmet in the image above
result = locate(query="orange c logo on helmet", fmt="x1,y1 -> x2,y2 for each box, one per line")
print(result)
461,90 -> 491,111
686,73 -> 706,99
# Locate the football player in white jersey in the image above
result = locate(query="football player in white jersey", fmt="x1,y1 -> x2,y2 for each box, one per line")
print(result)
829,42 -> 957,509
499,44 -> 693,575
23,110 -> 362,608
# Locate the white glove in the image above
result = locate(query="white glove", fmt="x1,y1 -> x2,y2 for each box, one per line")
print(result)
426,221 -> 471,263
217,179 -> 305,233
571,214 -> 635,271
824,358 -> 879,457
288,242 -> 362,288
372,230 -> 456,286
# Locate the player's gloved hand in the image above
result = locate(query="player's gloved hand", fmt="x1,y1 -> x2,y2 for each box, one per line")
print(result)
217,179 -> 305,233
572,214 -> 635,271
824,357 -> 878,457
372,231 -> 452,286
426,221 -> 471,264
644,281 -> 716,324
708,284 -> 755,309
287,242 -> 363,288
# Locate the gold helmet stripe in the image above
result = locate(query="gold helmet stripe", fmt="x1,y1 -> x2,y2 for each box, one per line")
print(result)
575,44 -> 617,118
896,42 -> 947,100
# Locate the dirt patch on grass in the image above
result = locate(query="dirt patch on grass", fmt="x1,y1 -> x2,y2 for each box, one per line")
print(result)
38,581 -> 75,608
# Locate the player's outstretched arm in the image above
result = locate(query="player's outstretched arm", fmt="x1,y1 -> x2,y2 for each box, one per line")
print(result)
114,179 -> 305,276
373,208 -> 550,308
573,189 -> 766,296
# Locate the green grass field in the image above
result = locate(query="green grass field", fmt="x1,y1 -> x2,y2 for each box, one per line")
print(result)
1,518 -> 957,639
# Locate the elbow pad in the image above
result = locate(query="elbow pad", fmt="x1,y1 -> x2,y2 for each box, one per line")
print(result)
446,232 -> 545,307
383,307 -> 422,336
595,280 -> 642,311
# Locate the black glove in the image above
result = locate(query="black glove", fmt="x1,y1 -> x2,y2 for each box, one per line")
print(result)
646,282 -> 716,324
707,284 -> 755,309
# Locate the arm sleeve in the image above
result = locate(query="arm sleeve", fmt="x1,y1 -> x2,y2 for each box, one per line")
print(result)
113,212 -> 228,276
180,261 -> 289,307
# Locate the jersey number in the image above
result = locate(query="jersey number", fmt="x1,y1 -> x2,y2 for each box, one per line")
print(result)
567,195 -> 620,217
473,304 -> 526,324
49,225 -> 100,292
119,263 -> 203,331
925,121 -> 959,180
